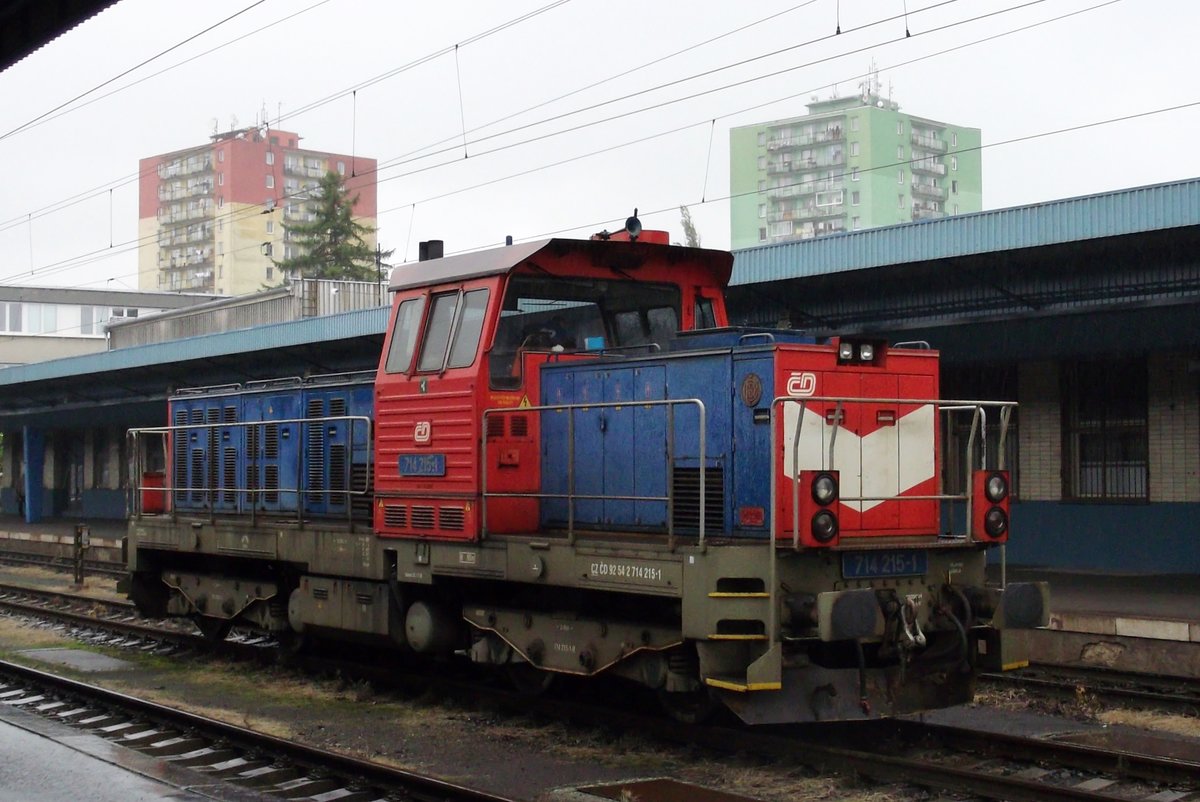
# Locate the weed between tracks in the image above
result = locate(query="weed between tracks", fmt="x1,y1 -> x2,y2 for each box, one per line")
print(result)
973,682 -> 1200,737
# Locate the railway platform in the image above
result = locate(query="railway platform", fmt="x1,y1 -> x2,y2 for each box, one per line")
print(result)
0,516 -> 1196,677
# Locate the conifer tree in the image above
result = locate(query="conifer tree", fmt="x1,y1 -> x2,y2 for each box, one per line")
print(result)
274,171 -> 391,281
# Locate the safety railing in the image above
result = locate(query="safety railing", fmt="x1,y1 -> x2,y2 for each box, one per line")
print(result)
481,398 -> 708,547
767,396 -> 1017,646
127,414 -> 373,529
770,396 -> 1016,546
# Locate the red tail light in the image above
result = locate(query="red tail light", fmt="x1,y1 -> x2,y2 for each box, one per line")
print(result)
972,470 -> 1009,543
798,469 -> 839,547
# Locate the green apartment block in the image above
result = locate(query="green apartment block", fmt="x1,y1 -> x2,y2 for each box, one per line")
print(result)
730,89 -> 981,250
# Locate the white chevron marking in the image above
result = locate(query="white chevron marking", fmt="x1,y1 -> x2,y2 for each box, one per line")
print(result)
782,404 -> 936,513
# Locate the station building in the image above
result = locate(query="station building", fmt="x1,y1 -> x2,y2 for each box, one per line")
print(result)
0,178 -> 1198,573
726,177 -> 1200,571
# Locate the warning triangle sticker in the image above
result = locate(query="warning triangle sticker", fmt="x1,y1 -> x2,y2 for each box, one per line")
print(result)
518,395 -> 531,408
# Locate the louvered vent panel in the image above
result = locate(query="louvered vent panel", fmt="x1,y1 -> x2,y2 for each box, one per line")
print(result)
307,399 -> 325,503
264,424 -> 279,458
384,504 -> 407,528
330,397 -> 347,416
486,416 -> 505,439
246,465 -> 258,505
411,506 -> 435,529
190,449 -> 205,502
264,465 -> 279,504
222,448 -> 237,503
206,408 -> 220,500
510,415 -> 528,438
223,406 -> 237,423
439,507 -> 465,531
173,409 -> 188,500
351,463 -> 373,522
671,467 -> 725,534
330,445 -> 347,493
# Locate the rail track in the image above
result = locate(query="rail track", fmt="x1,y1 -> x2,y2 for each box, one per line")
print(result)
4,576 -> 1200,802
0,657 -> 515,802
983,664 -> 1200,715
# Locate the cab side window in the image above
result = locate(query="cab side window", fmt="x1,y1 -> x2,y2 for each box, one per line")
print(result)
446,289 -> 489,368
417,293 -> 460,372
384,296 -> 426,374
415,288 -> 491,373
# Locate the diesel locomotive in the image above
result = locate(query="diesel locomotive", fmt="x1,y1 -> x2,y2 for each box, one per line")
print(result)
125,220 -> 1048,724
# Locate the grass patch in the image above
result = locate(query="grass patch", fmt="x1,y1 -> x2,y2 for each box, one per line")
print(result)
1098,708 -> 1200,738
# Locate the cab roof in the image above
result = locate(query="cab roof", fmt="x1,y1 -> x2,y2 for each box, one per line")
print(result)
388,237 -> 733,293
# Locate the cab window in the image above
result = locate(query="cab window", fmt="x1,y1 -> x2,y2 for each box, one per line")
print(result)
417,293 -> 459,371
384,296 -> 426,374
446,289 -> 489,368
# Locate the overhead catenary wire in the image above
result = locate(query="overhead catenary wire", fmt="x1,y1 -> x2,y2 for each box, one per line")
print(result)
0,0 -> 1130,284
0,0 -> 936,265
0,0 -> 572,235
0,0 -> 1119,284
0,0 -> 271,143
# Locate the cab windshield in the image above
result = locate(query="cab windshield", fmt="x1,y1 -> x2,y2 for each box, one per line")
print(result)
490,274 -> 680,388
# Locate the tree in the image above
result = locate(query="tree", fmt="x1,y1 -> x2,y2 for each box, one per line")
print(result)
678,205 -> 701,247
274,171 -> 392,282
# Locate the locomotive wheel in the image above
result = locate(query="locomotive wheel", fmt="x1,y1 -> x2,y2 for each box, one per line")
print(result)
507,662 -> 556,696
195,615 -> 233,643
657,686 -> 719,724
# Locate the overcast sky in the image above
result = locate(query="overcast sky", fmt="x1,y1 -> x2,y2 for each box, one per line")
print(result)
0,0 -> 1196,290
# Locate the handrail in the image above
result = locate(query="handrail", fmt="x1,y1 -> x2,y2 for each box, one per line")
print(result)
737,332 -> 776,347
127,414 -> 372,525
481,398 -> 707,545
771,396 -> 1017,547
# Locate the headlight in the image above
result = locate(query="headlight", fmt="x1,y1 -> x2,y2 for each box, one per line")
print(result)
811,510 -> 839,543
858,343 -> 874,361
811,472 -> 838,505
984,507 -> 1008,538
838,341 -> 854,361
985,472 -> 1009,503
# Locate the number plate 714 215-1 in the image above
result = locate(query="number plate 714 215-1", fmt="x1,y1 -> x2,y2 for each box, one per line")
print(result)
398,453 -> 446,477
841,549 -> 928,579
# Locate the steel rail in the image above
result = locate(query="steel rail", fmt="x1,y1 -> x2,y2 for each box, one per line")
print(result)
0,657 -> 516,802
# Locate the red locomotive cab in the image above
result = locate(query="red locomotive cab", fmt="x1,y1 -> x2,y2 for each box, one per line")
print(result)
373,234 -> 733,542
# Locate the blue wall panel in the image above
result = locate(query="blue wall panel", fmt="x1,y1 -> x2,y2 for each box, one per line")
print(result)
1008,502 -> 1200,572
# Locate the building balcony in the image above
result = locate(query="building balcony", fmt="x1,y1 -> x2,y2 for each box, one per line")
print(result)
776,204 -> 844,222
912,207 -> 946,221
181,158 -> 213,175
911,183 -> 947,200
911,160 -> 947,176
766,126 -> 844,150
911,133 -> 947,153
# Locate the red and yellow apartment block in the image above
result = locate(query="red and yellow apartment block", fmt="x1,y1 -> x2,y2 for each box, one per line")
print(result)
138,128 -> 378,296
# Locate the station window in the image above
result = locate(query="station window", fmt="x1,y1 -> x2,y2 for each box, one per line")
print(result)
385,296 -> 427,374
1063,360 -> 1148,501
